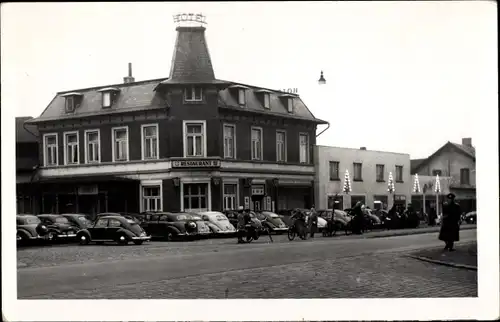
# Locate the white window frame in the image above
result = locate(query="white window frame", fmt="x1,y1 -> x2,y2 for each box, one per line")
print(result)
43,133 -> 58,167
222,182 -> 239,211
238,88 -> 246,105
183,120 -> 207,158
263,93 -> 270,109
353,162 -> 363,181
223,123 -> 236,159
140,180 -> 163,212
180,181 -> 211,212
276,130 -> 287,162
63,131 -> 79,165
111,126 -> 130,162
251,126 -> 263,161
102,92 -> 112,108
84,129 -> 101,164
184,86 -> 203,102
396,165 -> 404,182
299,132 -> 309,164
141,123 -> 159,160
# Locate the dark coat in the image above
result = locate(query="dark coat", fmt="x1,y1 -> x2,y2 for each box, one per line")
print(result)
439,201 -> 461,242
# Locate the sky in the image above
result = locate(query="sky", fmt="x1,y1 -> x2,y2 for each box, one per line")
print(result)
1,1 -> 497,158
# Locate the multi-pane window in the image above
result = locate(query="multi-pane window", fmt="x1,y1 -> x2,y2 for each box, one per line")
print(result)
460,168 -> 470,185
299,133 -> 309,163
263,93 -> 270,109
183,183 -> 208,211
64,132 -> 79,165
142,124 -> 158,160
238,89 -> 246,105
102,92 -> 111,108
85,130 -> 100,163
251,127 -> 263,160
223,184 -> 237,210
184,86 -> 203,102
329,161 -> 340,180
65,97 -> 75,113
185,123 -> 204,157
223,124 -> 236,158
142,186 -> 162,212
353,162 -> 363,181
432,169 -> 442,176
276,131 -> 286,162
396,165 -> 404,182
44,134 -> 58,166
112,127 -> 129,161
376,164 -> 385,181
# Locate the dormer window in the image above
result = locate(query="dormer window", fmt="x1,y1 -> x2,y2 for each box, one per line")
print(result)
97,87 -> 120,108
287,97 -> 294,113
256,89 -> 272,109
238,89 -> 246,105
279,93 -> 294,114
264,93 -> 270,109
184,86 -> 203,102
61,92 -> 83,114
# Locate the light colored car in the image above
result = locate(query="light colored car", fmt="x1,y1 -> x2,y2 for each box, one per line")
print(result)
198,211 -> 236,235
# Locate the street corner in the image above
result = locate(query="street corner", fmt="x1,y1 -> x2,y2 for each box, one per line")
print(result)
407,242 -> 477,270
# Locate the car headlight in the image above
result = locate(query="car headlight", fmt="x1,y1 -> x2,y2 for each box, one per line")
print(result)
41,225 -> 47,230
189,222 -> 196,228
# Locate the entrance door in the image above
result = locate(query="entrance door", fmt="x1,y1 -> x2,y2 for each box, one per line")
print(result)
251,195 -> 264,211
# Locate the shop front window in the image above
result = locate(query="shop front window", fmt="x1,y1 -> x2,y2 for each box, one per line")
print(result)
183,183 -> 208,212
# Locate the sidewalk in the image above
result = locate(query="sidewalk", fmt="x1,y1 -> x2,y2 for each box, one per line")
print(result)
408,242 -> 477,270
365,224 -> 476,239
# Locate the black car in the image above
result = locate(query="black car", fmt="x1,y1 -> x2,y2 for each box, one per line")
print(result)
255,211 -> 288,234
37,214 -> 80,242
60,213 -> 92,230
463,211 -> 477,224
16,214 -> 49,245
77,215 -> 150,245
141,212 -> 211,241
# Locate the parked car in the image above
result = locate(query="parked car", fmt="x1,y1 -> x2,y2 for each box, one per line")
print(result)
254,211 -> 288,234
141,212 -> 211,241
463,211 -> 477,224
16,214 -> 49,245
77,215 -> 150,245
198,211 -> 237,236
37,214 -> 80,242
60,213 -> 92,230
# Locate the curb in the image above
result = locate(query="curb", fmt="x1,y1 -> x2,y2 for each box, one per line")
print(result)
367,225 -> 476,239
407,254 -> 477,271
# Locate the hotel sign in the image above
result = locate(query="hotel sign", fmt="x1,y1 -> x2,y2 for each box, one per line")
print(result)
171,159 -> 221,168
173,13 -> 207,24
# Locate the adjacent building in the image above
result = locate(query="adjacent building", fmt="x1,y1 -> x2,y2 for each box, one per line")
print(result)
411,138 -> 476,213
314,146 -> 411,210
16,117 -> 39,213
24,23 -> 327,216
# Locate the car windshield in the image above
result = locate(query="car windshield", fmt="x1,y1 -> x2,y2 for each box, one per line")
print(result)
176,215 -> 189,221
77,216 -> 90,224
190,215 -> 202,221
216,215 -> 227,221
26,217 -> 41,224
268,213 -> 279,218
55,217 -> 69,224
126,219 -> 137,224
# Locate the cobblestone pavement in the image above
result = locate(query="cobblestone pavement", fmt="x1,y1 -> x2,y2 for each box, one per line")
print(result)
17,230 -> 477,299
411,242 -> 478,268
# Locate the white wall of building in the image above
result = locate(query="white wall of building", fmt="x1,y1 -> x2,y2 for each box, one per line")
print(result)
314,145 -> 411,210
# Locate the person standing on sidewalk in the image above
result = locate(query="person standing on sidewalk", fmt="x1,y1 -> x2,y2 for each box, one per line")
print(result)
308,206 -> 318,238
438,193 -> 462,251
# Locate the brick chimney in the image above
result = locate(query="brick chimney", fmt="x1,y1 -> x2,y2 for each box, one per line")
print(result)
123,63 -> 135,84
462,138 -> 472,147
360,147 -> 367,150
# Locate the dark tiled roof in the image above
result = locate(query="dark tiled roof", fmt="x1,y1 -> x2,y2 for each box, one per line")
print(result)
410,158 -> 426,173
163,27 -> 216,84
16,117 -> 38,142
450,142 -> 475,159
27,79 -> 168,123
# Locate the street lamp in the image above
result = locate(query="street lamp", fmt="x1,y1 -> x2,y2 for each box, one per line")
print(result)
318,70 -> 326,85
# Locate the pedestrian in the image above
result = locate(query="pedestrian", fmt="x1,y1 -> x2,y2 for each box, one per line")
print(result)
236,206 -> 246,244
351,201 -> 364,234
428,206 -> 437,226
438,193 -> 462,251
308,206 -> 318,238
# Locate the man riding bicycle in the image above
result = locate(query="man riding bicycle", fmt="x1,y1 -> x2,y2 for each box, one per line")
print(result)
237,207 -> 252,244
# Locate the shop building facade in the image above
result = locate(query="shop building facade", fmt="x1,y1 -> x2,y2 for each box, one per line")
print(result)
314,145 -> 411,210
25,24 -> 326,216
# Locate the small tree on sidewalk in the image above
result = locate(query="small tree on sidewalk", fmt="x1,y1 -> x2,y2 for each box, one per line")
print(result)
388,172 -> 395,205
342,169 -> 352,194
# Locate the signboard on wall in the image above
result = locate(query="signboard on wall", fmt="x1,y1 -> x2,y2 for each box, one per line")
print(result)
244,196 -> 250,209
251,185 -> 265,196
171,159 -> 221,168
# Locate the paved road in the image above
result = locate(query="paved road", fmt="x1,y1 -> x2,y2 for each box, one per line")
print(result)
17,229 -> 477,299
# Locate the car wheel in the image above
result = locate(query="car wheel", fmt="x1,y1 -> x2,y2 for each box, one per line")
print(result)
165,231 -> 174,241
16,231 -> 28,245
78,233 -> 90,245
117,234 -> 129,245
133,240 -> 144,245
287,228 -> 296,241
47,231 -> 57,243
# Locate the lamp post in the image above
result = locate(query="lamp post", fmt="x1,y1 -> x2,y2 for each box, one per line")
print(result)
318,70 -> 326,85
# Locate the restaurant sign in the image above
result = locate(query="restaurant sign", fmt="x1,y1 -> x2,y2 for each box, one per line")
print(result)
172,159 -> 221,168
